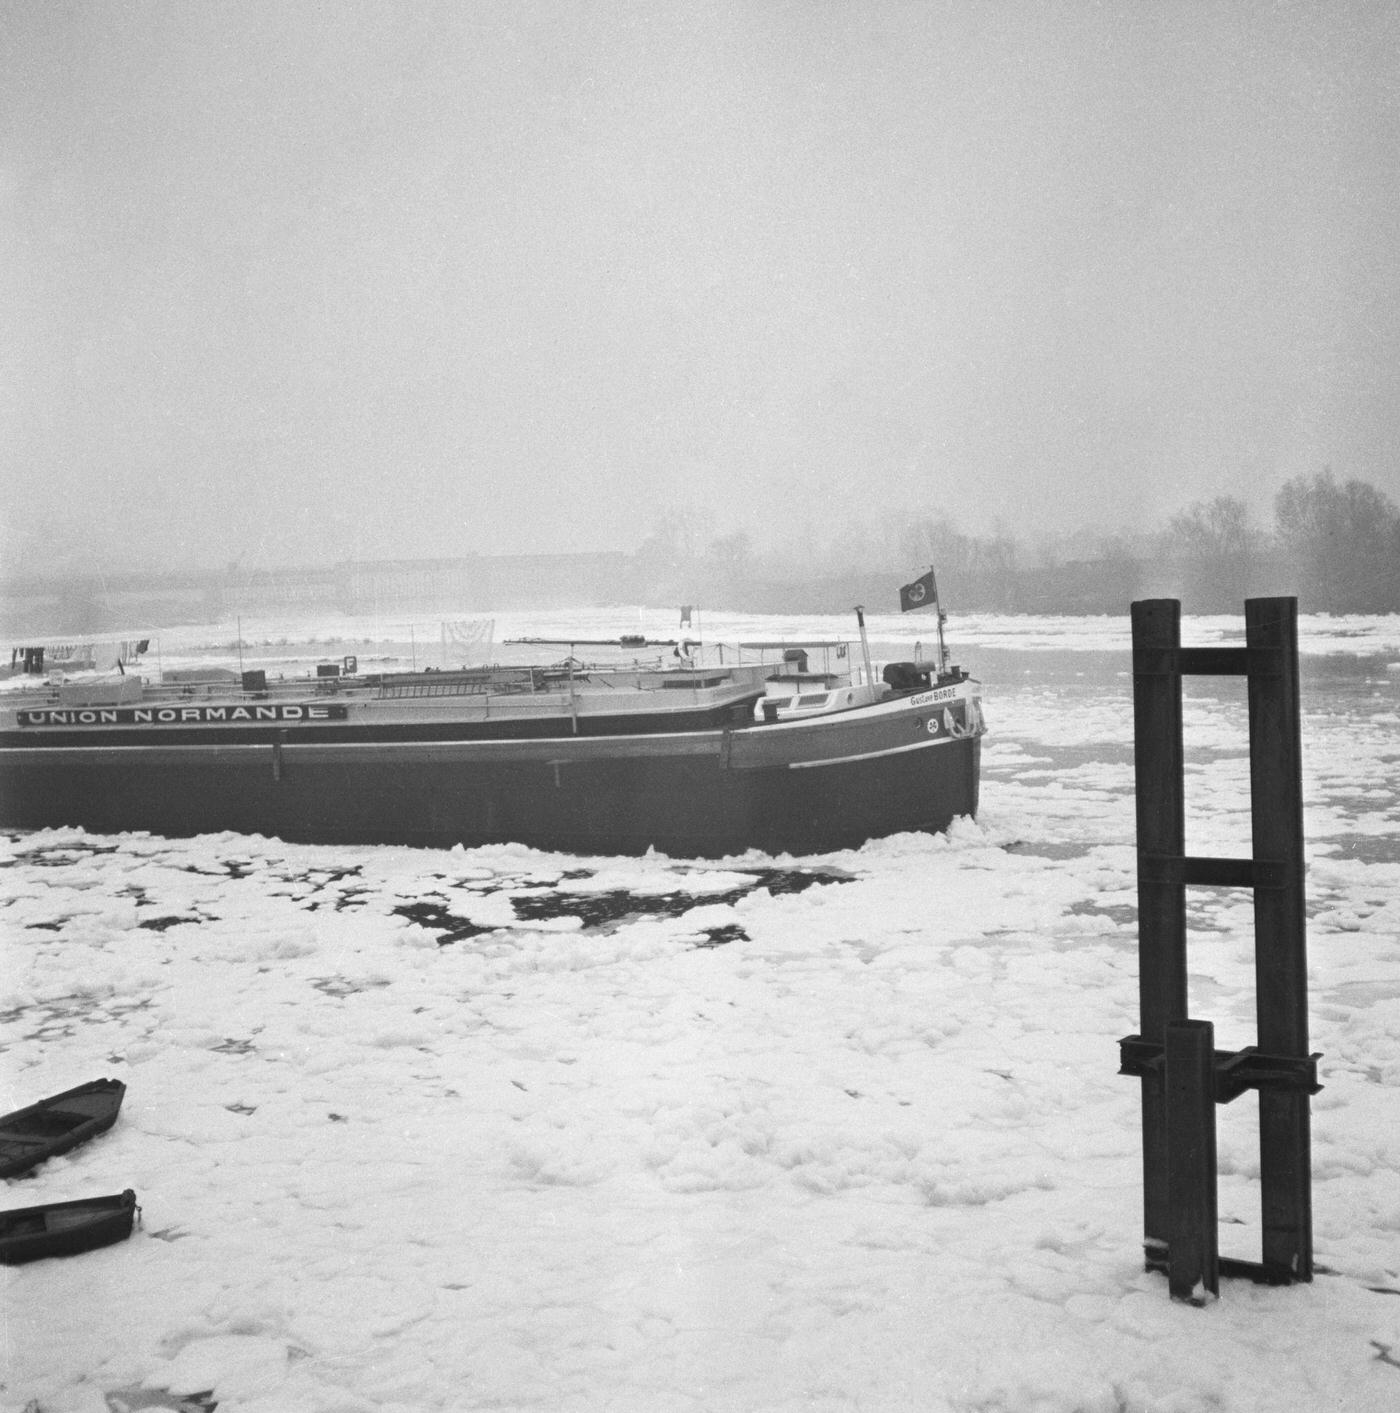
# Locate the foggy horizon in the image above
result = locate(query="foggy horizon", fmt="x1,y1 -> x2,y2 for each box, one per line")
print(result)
4,2 -> 1397,579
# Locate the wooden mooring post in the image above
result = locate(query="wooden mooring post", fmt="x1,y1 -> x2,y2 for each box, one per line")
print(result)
1120,597 -> 1321,1299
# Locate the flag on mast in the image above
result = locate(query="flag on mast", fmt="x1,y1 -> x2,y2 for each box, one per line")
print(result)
899,569 -> 938,613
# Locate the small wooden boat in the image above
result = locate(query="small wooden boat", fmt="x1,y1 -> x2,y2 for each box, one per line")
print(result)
0,1077 -> 127,1178
0,1188 -> 139,1264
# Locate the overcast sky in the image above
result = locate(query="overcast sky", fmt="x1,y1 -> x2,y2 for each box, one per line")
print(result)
3,1 -> 1397,574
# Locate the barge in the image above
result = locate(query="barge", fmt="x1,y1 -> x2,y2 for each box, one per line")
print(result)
0,624 -> 983,858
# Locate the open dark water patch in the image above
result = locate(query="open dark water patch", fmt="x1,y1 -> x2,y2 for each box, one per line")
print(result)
1315,836 -> 1400,866
392,867 -> 852,943
7,838 -> 851,948
393,900 -> 497,944
209,1036 -> 257,1055
311,886 -> 376,912
180,859 -> 257,879
0,994 -> 157,1048
691,923 -> 749,949
1002,841 -> 1095,860
299,865 -> 364,885
103,1387 -> 218,1412
1068,900 -> 1137,925
987,743 -> 1135,773
1,839 -> 123,868
311,975 -> 391,998
508,866 -> 851,931
510,888 -> 694,930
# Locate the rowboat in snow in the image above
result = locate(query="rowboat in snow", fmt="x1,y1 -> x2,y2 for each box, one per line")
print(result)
0,1078 -> 127,1179
0,1189 -> 139,1264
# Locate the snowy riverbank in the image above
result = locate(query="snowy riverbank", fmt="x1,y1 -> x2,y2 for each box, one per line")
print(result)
3,613 -> 1398,1411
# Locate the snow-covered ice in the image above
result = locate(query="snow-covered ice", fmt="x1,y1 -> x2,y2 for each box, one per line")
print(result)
3,612 -> 1398,1412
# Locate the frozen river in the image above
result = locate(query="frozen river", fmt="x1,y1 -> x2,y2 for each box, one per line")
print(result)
3,609 -> 1398,1412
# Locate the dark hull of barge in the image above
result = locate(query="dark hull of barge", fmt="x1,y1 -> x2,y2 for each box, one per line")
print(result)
0,704 -> 980,858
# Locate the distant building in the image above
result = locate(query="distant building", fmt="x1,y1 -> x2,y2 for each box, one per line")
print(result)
0,552 -> 640,635
216,566 -> 342,617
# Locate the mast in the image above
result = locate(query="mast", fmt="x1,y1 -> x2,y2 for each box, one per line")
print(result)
854,606 -> 876,690
932,565 -> 949,675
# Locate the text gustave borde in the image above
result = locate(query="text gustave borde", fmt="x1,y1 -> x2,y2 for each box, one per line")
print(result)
908,686 -> 960,708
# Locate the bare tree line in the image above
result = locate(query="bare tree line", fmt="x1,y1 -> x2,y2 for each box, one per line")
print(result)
642,471 -> 1400,615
